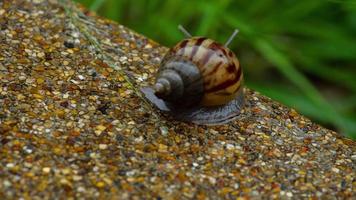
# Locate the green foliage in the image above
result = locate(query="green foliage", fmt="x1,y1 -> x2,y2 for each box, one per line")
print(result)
75,0 -> 356,139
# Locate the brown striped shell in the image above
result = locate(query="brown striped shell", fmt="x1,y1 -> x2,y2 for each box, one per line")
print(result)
162,37 -> 243,106
141,37 -> 244,125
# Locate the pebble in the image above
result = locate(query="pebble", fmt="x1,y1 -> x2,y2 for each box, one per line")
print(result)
99,144 -> 108,150
6,163 -> 15,168
42,167 -> 51,173
332,167 -> 340,173
95,125 -> 107,136
351,154 -> 356,160
78,75 -> 85,80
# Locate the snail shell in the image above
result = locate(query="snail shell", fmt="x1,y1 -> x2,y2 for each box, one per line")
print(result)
141,37 -> 244,125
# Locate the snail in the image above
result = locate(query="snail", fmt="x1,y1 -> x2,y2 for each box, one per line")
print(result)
141,25 -> 244,125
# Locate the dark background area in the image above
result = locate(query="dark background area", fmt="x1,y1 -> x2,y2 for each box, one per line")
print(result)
74,0 -> 356,139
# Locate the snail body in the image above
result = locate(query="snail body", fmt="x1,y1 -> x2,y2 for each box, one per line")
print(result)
141,30 -> 244,125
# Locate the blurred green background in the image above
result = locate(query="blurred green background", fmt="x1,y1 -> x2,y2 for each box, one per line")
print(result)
74,0 -> 356,139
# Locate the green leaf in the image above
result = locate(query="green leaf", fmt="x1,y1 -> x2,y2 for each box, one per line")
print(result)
90,0 -> 106,11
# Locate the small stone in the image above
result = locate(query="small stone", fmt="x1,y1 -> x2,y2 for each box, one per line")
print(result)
351,154 -> 356,161
226,144 -> 234,150
23,146 -> 33,154
99,144 -> 108,150
0,63 -> 6,71
95,125 -> 107,136
77,186 -> 86,193
60,178 -> 72,188
33,93 -> 44,100
73,175 -> 83,181
36,78 -> 45,84
78,75 -> 85,80
158,143 -> 168,152
17,94 -> 25,100
64,41 -> 75,48
34,65 -> 45,71
55,109 -> 65,118
62,168 -> 71,175
6,163 -> 15,168
95,181 -> 105,188
63,93 -> 69,98
286,192 -> 293,197
3,180 -> 11,187
160,126 -> 168,136
332,167 -> 340,173
37,52 -> 45,58
42,167 -> 51,173
208,177 -> 216,185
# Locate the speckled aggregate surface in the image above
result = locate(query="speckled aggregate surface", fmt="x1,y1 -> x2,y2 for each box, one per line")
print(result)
0,0 -> 355,199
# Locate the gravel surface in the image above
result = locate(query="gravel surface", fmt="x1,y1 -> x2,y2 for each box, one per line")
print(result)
0,0 -> 355,199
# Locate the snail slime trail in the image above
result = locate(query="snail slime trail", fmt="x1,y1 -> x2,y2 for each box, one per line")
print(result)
141,25 -> 244,125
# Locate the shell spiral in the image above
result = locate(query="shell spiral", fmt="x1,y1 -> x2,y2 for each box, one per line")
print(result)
157,37 -> 243,107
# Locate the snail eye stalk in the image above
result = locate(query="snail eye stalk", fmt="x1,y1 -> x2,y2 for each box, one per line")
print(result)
178,24 -> 192,38
224,29 -> 239,47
